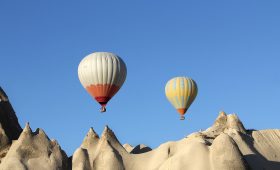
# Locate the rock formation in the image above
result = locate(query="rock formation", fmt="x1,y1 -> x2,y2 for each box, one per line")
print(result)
0,123 -> 69,170
72,126 -> 126,170
0,87 -> 22,141
0,87 -> 69,170
0,87 -> 280,169
0,87 -> 22,164
72,111 -> 280,170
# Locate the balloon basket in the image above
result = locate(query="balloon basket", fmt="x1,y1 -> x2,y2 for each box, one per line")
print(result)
100,106 -> 106,113
180,115 -> 185,120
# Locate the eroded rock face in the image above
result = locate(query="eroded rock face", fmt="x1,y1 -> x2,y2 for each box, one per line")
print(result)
72,111 -> 280,170
0,87 -> 280,170
72,126 -> 126,170
0,87 -> 22,141
0,87 -> 23,164
206,111 -> 246,135
210,133 -> 248,170
0,124 -> 9,151
0,123 -> 69,170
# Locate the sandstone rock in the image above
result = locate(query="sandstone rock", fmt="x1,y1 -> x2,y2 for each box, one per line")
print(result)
0,123 -> 69,170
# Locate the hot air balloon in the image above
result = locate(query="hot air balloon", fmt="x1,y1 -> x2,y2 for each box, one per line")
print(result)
165,77 -> 198,120
78,52 -> 127,112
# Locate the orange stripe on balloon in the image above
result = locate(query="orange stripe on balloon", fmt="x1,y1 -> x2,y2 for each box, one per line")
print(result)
177,108 -> 187,115
86,84 -> 120,100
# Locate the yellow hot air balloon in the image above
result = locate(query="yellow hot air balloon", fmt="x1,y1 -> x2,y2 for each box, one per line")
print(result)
78,52 -> 127,112
165,77 -> 198,120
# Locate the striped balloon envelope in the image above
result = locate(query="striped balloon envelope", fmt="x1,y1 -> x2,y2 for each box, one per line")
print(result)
78,52 -> 127,112
165,77 -> 198,120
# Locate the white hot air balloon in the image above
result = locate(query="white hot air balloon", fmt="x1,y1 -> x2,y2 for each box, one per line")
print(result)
78,52 -> 127,112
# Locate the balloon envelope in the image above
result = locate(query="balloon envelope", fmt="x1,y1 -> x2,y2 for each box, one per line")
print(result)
165,77 -> 198,119
78,52 -> 127,112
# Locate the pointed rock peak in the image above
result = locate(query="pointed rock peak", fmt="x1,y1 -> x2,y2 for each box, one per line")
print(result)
219,111 -> 227,117
23,122 -> 32,133
18,122 -> 32,140
102,125 -> 112,135
81,127 -> 99,148
35,128 -> 48,138
227,114 -> 246,133
104,125 -> 110,131
0,86 -> 8,102
209,112 -> 246,134
89,127 -> 94,133
214,111 -> 228,126
87,127 -> 99,138
101,125 -> 118,141
227,113 -> 240,121
32,128 -> 49,140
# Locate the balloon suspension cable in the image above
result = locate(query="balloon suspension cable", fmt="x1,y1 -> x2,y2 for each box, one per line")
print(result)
180,115 -> 185,120
100,106 -> 106,113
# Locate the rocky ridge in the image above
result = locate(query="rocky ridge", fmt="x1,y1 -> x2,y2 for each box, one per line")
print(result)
0,87 -> 280,170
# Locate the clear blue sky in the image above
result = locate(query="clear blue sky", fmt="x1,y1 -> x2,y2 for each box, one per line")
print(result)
1,1 -> 280,155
